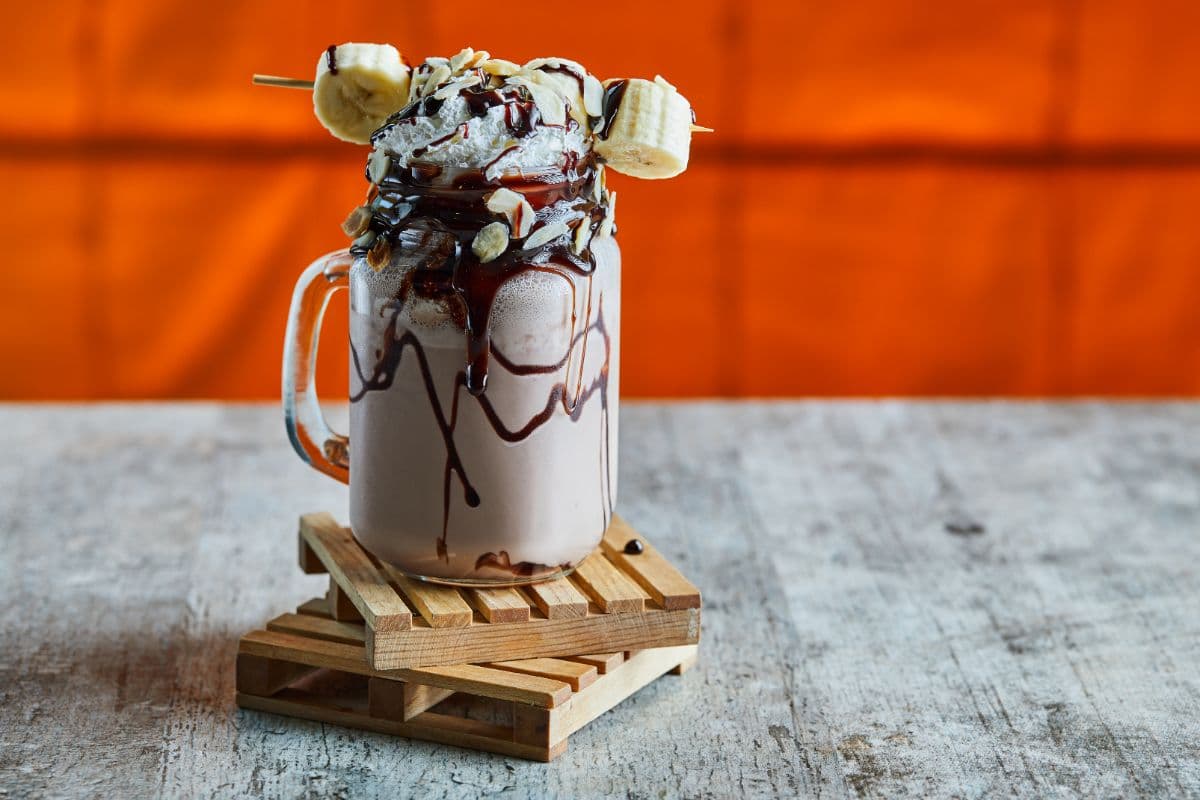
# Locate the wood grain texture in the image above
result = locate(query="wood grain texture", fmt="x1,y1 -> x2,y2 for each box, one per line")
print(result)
524,576 -> 590,619
384,570 -> 474,629
2,402 -> 1199,797
469,586 -> 532,623
368,606 -> 698,669
487,658 -> 599,692
240,629 -> 573,708
601,515 -> 702,610
298,512 -> 411,631
570,553 -> 651,613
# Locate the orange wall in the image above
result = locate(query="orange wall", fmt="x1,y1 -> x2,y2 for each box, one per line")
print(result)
4,1 -> 1200,398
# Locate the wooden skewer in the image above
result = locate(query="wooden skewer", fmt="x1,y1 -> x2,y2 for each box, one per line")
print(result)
251,72 -> 716,136
252,74 -> 315,90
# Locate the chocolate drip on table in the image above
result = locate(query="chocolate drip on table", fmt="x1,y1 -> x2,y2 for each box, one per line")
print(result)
349,145 -> 613,572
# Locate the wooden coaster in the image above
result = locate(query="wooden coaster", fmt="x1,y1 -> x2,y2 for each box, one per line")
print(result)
296,512 -> 702,670
235,596 -> 699,761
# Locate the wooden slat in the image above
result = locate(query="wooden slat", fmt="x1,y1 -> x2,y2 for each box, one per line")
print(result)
237,692 -> 560,762
299,513 -> 412,632
268,612 -> 366,646
570,553 -> 650,613
385,569 -> 474,629
670,651 -> 699,675
548,645 -> 699,743
296,597 -> 329,617
523,577 -> 589,619
368,678 -> 455,722
368,606 -> 700,670
327,581 -> 363,622
601,516 -> 702,610
298,535 -> 326,574
235,653 -> 316,696
563,652 -> 625,674
402,684 -> 456,720
239,629 -> 572,708
512,704 -> 555,749
467,587 -> 531,624
488,658 -> 598,691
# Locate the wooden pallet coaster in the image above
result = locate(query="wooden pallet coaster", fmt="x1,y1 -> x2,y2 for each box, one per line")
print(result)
235,597 -> 699,761
296,512 -> 702,670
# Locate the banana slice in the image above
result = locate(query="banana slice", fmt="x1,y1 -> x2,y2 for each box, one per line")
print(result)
594,78 -> 692,179
314,43 -> 412,144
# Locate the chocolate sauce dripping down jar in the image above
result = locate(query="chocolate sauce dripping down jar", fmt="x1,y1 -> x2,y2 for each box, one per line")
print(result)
283,162 -> 620,586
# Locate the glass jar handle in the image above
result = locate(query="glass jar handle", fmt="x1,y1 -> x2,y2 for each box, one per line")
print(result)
282,249 -> 353,484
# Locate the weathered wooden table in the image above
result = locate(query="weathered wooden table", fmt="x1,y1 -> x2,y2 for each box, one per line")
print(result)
1,403 -> 1197,798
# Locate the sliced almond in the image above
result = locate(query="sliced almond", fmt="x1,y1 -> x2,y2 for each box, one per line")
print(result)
341,205 -> 372,238
572,217 -> 592,255
524,57 -> 587,74
481,58 -> 521,77
408,72 -> 427,103
523,221 -> 570,250
422,65 -> 452,97
583,74 -> 604,117
465,50 -> 491,69
653,74 -> 678,92
507,75 -> 567,127
434,73 -> 482,100
448,47 -> 475,73
598,190 -> 617,238
484,187 -> 535,238
472,221 -> 509,263
367,237 -> 392,272
367,150 -> 391,184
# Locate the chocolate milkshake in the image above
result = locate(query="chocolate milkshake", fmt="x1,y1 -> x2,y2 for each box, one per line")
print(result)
283,45 -> 699,585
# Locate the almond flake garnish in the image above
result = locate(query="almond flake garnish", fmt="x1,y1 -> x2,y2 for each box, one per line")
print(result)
367,150 -> 391,184
481,58 -> 521,77
598,190 -> 617,238
484,187 -> 535,238
522,221 -> 569,250
434,73 -> 482,100
472,221 -> 510,263
448,47 -> 475,73
583,74 -> 604,117
422,65 -> 452,97
572,217 -> 592,255
366,236 -> 392,272
341,206 -> 372,238
508,75 -> 567,127
465,50 -> 491,69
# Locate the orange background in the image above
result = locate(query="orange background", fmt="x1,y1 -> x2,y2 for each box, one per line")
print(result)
4,0 -> 1200,399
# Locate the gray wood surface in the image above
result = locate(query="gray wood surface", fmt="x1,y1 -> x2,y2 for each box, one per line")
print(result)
1,402 -> 1198,799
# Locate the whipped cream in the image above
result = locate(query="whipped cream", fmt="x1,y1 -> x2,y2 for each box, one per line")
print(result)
373,93 -> 588,180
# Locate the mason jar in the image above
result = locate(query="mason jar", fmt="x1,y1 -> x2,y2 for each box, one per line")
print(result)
283,166 -> 620,586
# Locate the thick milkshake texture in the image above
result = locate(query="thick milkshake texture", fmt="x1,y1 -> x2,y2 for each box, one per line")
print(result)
349,236 -> 619,581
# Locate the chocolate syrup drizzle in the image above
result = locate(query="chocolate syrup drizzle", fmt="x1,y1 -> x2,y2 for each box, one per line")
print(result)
325,44 -> 338,75
349,76 -> 615,574
596,80 -> 628,140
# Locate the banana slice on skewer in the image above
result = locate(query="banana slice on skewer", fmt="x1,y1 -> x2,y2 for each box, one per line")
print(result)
313,43 -> 412,144
594,77 -> 693,179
